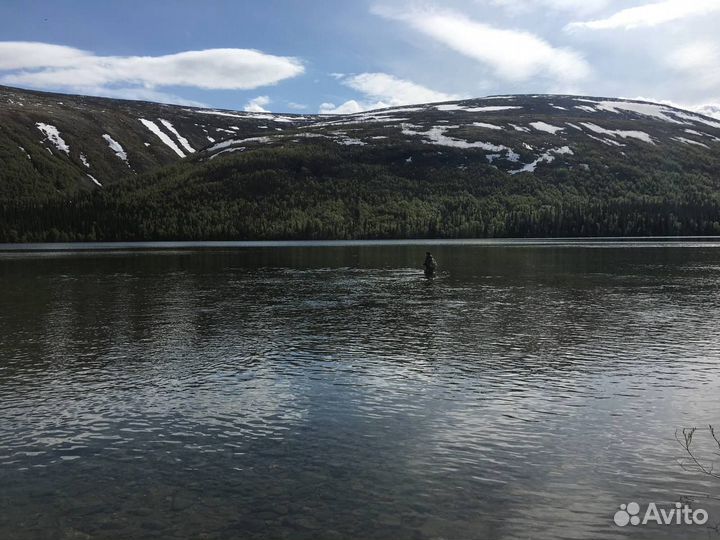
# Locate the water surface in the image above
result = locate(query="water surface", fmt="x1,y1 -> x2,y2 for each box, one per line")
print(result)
1,241 -> 719,539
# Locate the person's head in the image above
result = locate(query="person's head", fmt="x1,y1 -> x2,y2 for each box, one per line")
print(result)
426,251 -> 431,256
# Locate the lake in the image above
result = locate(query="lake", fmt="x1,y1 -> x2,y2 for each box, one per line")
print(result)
1,240 -> 719,539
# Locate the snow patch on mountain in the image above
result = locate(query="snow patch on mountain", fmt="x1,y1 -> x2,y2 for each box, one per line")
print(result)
510,146 -> 574,175
530,122 -> 565,135
102,134 -> 128,163
671,111 -> 720,130
580,122 -> 654,144
335,136 -> 366,146
582,100 -> 686,125
80,153 -> 90,168
435,104 -> 521,113
435,104 -> 464,111
473,122 -> 503,130
209,147 -> 246,160
86,174 -> 102,187
193,109 -> 298,123
586,134 -> 626,147
36,123 -> 69,154
139,119 -> 186,157
208,136 -> 271,153
466,106 -> 522,112
159,120 -> 195,153
673,137 -> 710,149
575,99 -> 720,130
343,112 -> 405,123
401,124 -> 519,162
306,113 -> 406,128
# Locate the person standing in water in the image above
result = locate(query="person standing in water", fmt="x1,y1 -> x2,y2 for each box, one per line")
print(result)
423,251 -> 437,277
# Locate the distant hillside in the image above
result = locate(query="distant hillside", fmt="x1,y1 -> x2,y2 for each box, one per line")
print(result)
2,85 -> 720,241
0,85 -> 311,198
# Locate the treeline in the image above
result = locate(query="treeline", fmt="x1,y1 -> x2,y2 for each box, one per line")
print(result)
2,142 -> 720,241
3,197 -> 720,242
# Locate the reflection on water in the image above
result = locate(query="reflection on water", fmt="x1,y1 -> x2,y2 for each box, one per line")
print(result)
1,243 -> 720,539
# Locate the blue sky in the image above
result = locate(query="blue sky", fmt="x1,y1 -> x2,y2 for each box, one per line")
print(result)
1,0 -> 719,115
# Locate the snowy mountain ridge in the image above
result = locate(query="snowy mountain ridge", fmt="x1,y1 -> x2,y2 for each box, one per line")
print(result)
2,85 -> 720,200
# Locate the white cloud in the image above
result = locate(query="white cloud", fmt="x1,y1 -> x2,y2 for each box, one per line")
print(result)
0,42 -> 90,69
375,7 -> 590,82
244,95 -> 271,112
566,0 -> 720,30
344,72 -> 459,104
490,0 -> 610,15
287,101 -> 308,110
0,42 -> 304,92
319,72 -> 460,114
319,100 -> 368,114
668,41 -> 719,72
694,104 -> 720,120
666,41 -> 720,90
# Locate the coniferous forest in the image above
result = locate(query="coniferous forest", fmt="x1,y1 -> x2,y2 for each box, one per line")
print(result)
3,141 -> 720,242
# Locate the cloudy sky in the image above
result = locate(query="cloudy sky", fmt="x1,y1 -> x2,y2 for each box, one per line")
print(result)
1,0 -> 719,114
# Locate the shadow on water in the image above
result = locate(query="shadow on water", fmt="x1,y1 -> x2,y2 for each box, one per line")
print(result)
1,243 -> 720,539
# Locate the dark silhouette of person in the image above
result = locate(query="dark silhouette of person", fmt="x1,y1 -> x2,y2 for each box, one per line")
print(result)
423,252 -> 437,277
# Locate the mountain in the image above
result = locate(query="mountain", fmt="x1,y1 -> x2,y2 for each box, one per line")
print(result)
2,85 -> 720,241
0,85 -> 311,198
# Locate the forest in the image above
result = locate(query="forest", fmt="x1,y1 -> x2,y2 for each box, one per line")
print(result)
2,141 -> 720,242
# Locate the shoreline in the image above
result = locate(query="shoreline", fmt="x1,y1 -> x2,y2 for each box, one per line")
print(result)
3,236 -> 720,252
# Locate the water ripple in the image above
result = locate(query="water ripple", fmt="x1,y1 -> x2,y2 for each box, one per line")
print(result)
1,245 -> 719,539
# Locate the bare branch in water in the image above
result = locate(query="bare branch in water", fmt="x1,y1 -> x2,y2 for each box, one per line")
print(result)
676,425 -> 720,479
710,425 -> 720,457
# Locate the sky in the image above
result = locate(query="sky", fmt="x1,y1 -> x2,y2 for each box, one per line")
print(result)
0,0 -> 719,115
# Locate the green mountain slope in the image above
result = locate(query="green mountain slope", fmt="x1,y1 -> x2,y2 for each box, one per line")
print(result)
2,86 -> 720,241
0,85 -> 310,198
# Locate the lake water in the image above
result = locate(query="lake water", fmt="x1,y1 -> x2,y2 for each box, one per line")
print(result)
1,240 -> 719,539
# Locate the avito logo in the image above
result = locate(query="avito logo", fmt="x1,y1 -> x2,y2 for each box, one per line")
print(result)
614,502 -> 709,527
